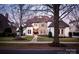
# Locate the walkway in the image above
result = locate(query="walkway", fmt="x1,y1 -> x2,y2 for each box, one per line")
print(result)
0,41 -> 79,44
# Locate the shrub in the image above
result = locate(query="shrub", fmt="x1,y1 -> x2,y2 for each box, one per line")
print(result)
0,33 -> 4,37
11,33 -> 17,37
73,32 -> 79,36
4,28 -> 12,33
69,32 -> 72,37
48,31 -> 52,38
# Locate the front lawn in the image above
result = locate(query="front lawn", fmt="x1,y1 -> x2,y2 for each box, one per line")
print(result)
0,36 -> 33,41
0,36 -> 79,42
0,37 -> 14,41
37,36 -> 79,42
24,36 -> 33,41
37,36 -> 53,41
60,38 -> 79,42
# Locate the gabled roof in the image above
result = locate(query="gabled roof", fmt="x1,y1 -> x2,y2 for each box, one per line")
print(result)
0,14 -> 10,22
0,14 -> 10,31
25,16 -> 69,28
69,20 -> 79,24
48,20 -> 69,28
29,16 -> 51,23
0,14 -> 10,24
26,16 -> 52,27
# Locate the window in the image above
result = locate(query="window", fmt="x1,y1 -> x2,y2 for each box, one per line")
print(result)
41,31 -> 43,34
34,23 -> 37,26
61,29 -> 63,34
41,24 -> 44,27
44,30 -> 46,34
28,30 -> 31,34
59,29 -> 60,34
40,30 -> 46,34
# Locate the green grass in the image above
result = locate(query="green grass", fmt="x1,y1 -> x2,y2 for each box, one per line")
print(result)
0,36 -> 33,41
0,36 -> 79,42
37,36 -> 53,41
0,37 -> 14,41
37,36 -> 79,42
60,38 -> 79,42
24,36 -> 33,41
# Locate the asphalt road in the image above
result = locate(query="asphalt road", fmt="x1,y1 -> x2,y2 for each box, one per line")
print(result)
0,48 -> 78,54
0,42 -> 79,54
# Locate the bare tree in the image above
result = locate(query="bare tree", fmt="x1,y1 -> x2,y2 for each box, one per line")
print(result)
47,4 -> 76,46
68,5 -> 79,30
8,4 -> 34,36
53,4 -> 60,45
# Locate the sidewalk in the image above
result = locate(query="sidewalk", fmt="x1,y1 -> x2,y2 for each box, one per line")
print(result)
0,41 -> 79,44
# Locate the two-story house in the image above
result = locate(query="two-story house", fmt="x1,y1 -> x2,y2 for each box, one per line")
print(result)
23,16 -> 69,37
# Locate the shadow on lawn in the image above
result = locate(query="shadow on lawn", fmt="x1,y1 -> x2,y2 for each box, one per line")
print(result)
48,43 -> 66,47
48,43 -> 79,49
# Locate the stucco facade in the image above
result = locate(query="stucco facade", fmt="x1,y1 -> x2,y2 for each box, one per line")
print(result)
23,27 -> 33,35
23,16 -> 69,37
48,27 -> 69,37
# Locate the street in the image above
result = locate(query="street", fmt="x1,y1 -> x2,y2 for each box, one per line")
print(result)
0,43 -> 79,54
0,48 -> 78,54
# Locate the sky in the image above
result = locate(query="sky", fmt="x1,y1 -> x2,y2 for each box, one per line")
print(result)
0,4 -> 79,25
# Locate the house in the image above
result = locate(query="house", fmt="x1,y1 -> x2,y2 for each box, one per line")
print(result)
0,13 -> 17,34
69,20 -> 79,37
0,13 -> 10,33
48,20 -> 69,37
23,16 -> 69,37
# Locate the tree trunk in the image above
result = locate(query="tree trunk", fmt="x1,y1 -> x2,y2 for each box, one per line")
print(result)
53,4 -> 60,45
19,4 -> 23,36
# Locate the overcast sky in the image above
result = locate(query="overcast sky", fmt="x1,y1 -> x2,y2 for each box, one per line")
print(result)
0,4 -> 79,24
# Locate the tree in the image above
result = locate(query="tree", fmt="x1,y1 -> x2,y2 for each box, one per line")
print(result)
9,4 -> 34,36
19,4 -> 24,36
47,4 -> 76,46
9,4 -> 51,36
68,5 -> 79,25
53,4 -> 60,45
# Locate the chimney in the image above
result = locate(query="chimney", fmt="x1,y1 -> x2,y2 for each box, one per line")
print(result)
5,13 -> 8,20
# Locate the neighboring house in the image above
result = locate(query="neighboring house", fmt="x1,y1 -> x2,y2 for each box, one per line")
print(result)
69,20 -> 79,37
23,16 -> 69,37
0,13 -> 10,33
69,20 -> 79,32
48,20 -> 69,37
0,13 -> 16,34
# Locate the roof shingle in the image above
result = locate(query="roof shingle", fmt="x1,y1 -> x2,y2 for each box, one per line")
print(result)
48,20 -> 69,28
25,16 -> 69,28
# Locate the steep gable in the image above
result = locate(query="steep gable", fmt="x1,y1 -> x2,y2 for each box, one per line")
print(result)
25,16 -> 52,27
48,20 -> 69,28
0,14 -> 10,32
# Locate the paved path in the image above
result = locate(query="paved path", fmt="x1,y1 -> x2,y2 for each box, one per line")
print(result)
0,41 -> 79,44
